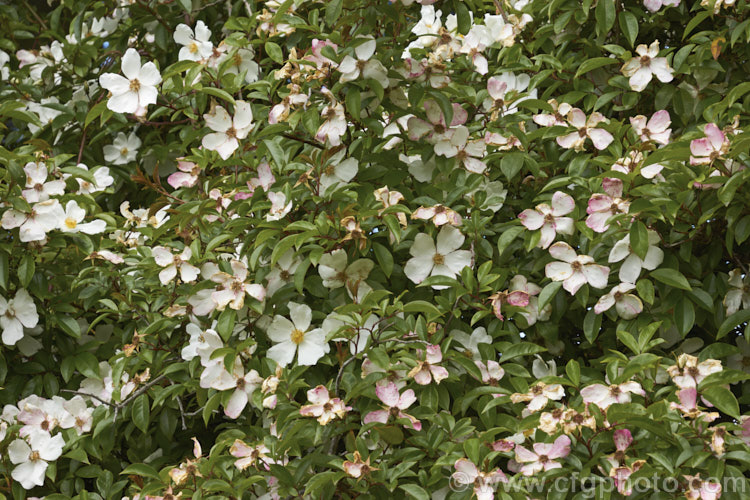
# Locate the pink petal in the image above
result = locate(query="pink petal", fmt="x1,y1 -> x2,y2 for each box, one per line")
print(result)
375,382 -> 400,407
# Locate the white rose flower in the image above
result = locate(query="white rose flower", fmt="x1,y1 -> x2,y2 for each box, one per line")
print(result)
99,48 -> 161,114
266,302 -> 329,367
404,225 -> 472,289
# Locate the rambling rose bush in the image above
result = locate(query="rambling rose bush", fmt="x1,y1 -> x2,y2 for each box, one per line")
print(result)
1,0 -> 750,499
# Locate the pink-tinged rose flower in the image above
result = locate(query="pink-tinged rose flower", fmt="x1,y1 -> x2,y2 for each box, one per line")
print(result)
585,180 -> 630,233
510,275 -> 550,326
408,344 -> 449,384
630,110 -> 671,144
594,283 -> 643,319
670,388 -> 719,422
343,451 -> 378,479
434,125 -> 488,174
230,439 -> 274,470
666,354 -> 722,389
247,162 -> 275,194
683,474 -> 722,500
412,204 -> 462,226
644,0 -> 679,12
621,41 -> 673,92
514,435 -> 571,476
299,385 -> 351,425
488,289 -> 529,321
518,191 -> 575,249
580,381 -> 645,410
609,460 -> 645,496
510,382 -> 565,414
545,242 -> 610,295
363,381 -> 421,430
533,99 -> 572,127
476,360 -> 505,386
167,159 -> 201,189
608,231 -> 664,283
491,439 -> 516,452
556,108 -> 613,151
407,99 -> 468,143
211,260 -> 266,310
452,459 -> 507,500
611,151 -> 665,181
690,123 -> 729,165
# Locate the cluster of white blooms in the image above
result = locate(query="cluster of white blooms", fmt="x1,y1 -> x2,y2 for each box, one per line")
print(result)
2,395 -> 94,488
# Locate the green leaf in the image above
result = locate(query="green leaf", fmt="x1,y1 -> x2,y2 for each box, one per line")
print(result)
636,278 -> 655,305
132,394 -> 150,433
630,221 -> 649,260
428,90 -> 454,129
574,57 -> 618,78
674,299 -> 695,336
702,386 -> 740,419
583,308 -> 602,344
75,352 -> 101,379
345,88 -> 361,120
455,1 -> 471,35
325,0 -> 343,25
17,254 -> 35,288
84,100 -> 108,129
372,243 -> 394,278
538,281 -> 562,311
399,484 -> 429,500
595,0 -> 616,36
650,268 -> 692,291
200,86 -> 235,105
566,359 -> 580,386
418,275 -> 459,289
217,308 -> 237,342
618,11 -> 638,48
56,315 -> 81,339
617,330 -> 639,354
496,226 -> 523,256
0,252 -> 7,290
718,169 -> 749,206
683,11 -> 711,40
402,300 -> 443,319
265,41 -> 284,64
717,309 -> 750,339
699,369 -> 750,389
500,342 -> 546,362
120,463 -> 159,479
501,153 -> 525,181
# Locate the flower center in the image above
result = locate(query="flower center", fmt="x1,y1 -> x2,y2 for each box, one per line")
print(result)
226,127 -> 238,139
129,78 -> 141,92
280,270 -> 291,280
432,253 -> 445,265
639,55 -> 651,65
65,217 -> 78,229
29,450 -> 41,461
189,42 -> 199,54
34,183 -> 44,192
571,261 -> 582,271
120,148 -> 128,156
291,328 -> 305,344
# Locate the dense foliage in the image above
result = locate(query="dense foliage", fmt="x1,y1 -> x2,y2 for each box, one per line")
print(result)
1,0 -> 750,498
